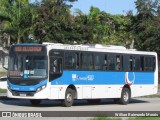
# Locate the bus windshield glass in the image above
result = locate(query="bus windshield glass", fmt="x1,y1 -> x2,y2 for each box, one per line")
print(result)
9,54 -> 47,78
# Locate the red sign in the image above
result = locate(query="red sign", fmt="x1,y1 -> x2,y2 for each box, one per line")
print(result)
15,46 -> 42,52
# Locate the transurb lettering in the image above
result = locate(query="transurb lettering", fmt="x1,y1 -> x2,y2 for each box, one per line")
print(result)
64,46 -> 88,51
72,74 -> 94,81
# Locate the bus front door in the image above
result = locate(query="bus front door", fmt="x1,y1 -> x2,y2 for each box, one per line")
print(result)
49,57 -> 63,81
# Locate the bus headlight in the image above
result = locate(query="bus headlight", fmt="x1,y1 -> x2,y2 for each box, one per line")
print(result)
36,84 -> 47,93
8,86 -> 12,92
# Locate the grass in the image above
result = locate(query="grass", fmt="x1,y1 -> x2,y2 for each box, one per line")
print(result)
0,72 -> 7,93
0,88 -> 7,93
90,117 -> 160,120
128,117 -> 160,120
141,94 -> 160,98
0,71 -> 7,77
90,117 -> 121,120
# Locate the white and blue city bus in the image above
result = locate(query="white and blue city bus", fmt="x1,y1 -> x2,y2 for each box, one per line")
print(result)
6,43 -> 158,107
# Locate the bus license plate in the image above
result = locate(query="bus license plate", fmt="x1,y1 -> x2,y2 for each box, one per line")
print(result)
20,93 -> 26,97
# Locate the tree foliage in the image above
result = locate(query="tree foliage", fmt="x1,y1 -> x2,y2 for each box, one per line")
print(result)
0,0 -> 160,55
0,0 -> 34,44
132,0 -> 160,54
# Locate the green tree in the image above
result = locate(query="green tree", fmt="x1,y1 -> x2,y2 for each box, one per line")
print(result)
71,9 -> 93,43
132,0 -> 160,54
105,14 -> 129,46
32,0 -> 77,43
84,6 -> 133,46
0,0 -> 34,44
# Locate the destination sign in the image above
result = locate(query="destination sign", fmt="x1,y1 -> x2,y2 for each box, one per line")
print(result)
15,46 -> 42,52
9,71 -> 21,76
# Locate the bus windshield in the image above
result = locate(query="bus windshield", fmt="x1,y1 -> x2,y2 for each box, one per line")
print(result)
9,54 -> 47,78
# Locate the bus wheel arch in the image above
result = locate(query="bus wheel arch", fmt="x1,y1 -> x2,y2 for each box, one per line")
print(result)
66,84 -> 77,99
123,84 -> 131,98
120,85 -> 131,105
62,85 -> 77,107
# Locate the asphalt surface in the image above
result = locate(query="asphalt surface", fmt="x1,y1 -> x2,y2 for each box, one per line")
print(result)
0,94 -> 160,111
0,93 -> 160,120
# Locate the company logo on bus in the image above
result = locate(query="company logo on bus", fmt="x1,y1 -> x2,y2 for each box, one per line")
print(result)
72,74 -> 94,81
125,72 -> 135,86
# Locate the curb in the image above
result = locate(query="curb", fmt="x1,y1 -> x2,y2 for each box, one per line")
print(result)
0,93 -> 6,96
0,93 -> 8,100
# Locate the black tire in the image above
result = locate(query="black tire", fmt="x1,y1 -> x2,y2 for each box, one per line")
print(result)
119,88 -> 130,105
30,99 -> 41,106
87,99 -> 101,104
63,88 -> 74,107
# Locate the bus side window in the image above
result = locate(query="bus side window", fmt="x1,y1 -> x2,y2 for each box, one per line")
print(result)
134,56 -> 139,71
108,54 -> 116,71
65,52 -> 78,70
123,55 -> 133,71
152,57 -> 156,71
115,55 -> 121,71
145,56 -> 155,71
103,55 -> 108,70
129,56 -> 136,71
140,56 -> 145,71
94,54 -> 105,70
75,53 -> 79,69
129,56 -> 133,71
53,59 -> 58,72
81,53 -> 94,70
50,58 -> 62,73
81,53 -> 88,70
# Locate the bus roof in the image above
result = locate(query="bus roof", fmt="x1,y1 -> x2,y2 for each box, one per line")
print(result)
42,42 -> 157,56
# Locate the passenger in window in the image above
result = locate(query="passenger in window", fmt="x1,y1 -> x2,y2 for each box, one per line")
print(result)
53,59 -> 58,72
89,64 -> 94,70
116,62 -> 120,70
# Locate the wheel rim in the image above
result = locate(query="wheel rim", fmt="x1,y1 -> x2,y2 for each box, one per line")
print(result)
123,91 -> 129,102
66,93 -> 72,103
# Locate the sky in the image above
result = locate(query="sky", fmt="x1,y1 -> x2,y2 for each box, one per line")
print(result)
31,0 -> 137,15
68,0 -> 137,15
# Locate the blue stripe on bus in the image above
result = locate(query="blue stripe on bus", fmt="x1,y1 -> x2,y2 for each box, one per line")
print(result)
8,79 -> 47,92
7,71 -> 154,91
51,71 -> 154,85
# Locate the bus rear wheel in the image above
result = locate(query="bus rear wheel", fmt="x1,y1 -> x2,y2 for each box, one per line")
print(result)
63,88 -> 74,107
120,88 -> 130,105
30,99 -> 41,106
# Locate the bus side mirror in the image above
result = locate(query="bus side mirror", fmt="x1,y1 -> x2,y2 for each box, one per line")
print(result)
2,55 -> 8,70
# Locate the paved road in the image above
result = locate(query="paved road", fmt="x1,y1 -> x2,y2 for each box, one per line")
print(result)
0,96 -> 160,119
0,97 -> 159,111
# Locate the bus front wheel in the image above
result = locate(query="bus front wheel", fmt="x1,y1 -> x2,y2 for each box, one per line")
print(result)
63,88 -> 74,107
119,88 -> 130,105
30,99 -> 41,106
